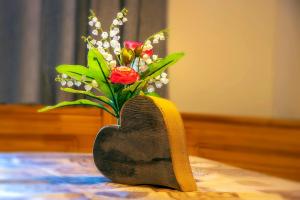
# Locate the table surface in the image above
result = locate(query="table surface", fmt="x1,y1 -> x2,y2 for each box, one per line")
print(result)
0,153 -> 299,200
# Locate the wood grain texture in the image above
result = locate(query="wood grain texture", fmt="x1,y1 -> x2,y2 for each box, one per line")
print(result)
182,113 -> 300,181
0,104 -> 300,182
93,96 -> 196,191
0,104 -> 104,152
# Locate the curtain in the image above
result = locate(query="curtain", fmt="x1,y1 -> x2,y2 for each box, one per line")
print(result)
0,0 -> 167,104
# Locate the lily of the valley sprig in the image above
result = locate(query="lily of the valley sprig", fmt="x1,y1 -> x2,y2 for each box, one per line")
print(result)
39,8 -> 184,122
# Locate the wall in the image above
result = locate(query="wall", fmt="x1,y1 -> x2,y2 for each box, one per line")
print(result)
273,0 -> 300,119
168,0 -> 300,119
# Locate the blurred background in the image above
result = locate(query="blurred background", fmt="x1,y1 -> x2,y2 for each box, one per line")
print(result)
0,0 -> 299,120
169,0 -> 300,120
0,0 -> 300,181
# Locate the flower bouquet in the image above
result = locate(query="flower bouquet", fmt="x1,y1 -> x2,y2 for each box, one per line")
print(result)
39,8 -> 183,120
39,8 -> 196,192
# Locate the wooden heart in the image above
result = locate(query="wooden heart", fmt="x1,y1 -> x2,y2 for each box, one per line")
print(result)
93,95 -> 197,191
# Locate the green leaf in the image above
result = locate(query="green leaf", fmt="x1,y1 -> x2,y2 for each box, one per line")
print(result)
38,99 -> 116,117
60,87 -> 115,109
122,52 -> 184,100
145,92 -> 161,97
56,65 -> 94,81
87,48 -> 113,99
142,52 -> 184,79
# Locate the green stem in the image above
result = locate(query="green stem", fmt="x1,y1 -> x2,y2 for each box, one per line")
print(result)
95,58 -> 120,116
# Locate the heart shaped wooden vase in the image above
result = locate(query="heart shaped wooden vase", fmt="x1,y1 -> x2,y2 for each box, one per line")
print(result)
93,95 -> 197,191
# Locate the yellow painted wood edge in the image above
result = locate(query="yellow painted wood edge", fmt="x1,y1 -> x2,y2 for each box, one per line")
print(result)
149,96 -> 197,192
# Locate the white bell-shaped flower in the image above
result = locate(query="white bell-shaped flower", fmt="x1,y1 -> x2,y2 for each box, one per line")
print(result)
61,80 -> 67,86
161,72 -> 167,78
95,21 -> 101,28
160,77 -> 169,84
62,74 -> 68,79
67,80 -> 74,87
113,19 -> 119,26
75,81 -> 82,87
84,84 -> 92,91
117,12 -> 123,19
152,55 -> 158,61
92,29 -> 98,36
101,32 -> 108,39
147,85 -> 155,93
109,60 -> 117,68
155,81 -> 163,88
88,21 -> 94,27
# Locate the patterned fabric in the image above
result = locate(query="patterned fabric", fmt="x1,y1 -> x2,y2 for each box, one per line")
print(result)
0,153 -> 299,200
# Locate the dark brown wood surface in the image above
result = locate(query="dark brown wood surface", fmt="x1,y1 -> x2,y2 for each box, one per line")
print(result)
0,104 -> 300,182
93,96 -> 180,190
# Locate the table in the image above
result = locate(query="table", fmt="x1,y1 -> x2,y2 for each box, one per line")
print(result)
0,153 -> 299,200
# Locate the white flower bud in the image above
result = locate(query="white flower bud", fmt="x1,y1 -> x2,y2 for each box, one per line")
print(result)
61,80 -> 66,86
67,80 -> 74,87
161,72 -> 167,78
143,43 -> 153,51
75,81 -> 81,87
160,77 -> 169,84
110,30 -> 117,37
113,36 -> 120,41
147,85 -> 155,93
88,21 -> 94,27
122,17 -> 128,22
155,75 -> 161,80
91,80 -> 98,87
110,40 -> 119,48
153,38 -> 159,44
95,21 -> 101,28
118,20 -> 123,25
154,34 -> 160,40
96,41 -> 102,47
103,41 -> 110,49
109,60 -> 117,68
155,81 -> 163,88
62,73 -> 68,79
101,32 -> 108,39
92,17 -> 97,22
117,12 -> 123,18
146,58 -> 152,64
114,48 -> 121,55
159,34 -> 165,40
113,19 -> 119,25
84,84 -> 92,91
142,54 -> 149,60
152,55 -> 158,61
99,48 -> 106,54
145,40 -> 151,45
106,54 -> 113,61
92,29 -> 98,36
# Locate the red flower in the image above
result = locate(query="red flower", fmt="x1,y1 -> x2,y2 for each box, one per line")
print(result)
142,49 -> 153,57
124,41 -> 143,50
124,40 -> 153,57
110,66 -> 140,85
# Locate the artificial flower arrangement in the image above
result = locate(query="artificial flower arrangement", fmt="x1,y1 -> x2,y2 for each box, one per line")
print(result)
38,8 -> 197,192
38,8 -> 184,122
